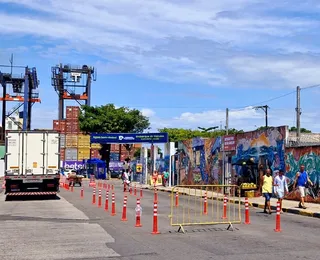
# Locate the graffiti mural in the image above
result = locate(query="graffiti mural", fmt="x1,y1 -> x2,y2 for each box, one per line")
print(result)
232,126 -> 287,186
285,146 -> 320,203
177,137 -> 221,185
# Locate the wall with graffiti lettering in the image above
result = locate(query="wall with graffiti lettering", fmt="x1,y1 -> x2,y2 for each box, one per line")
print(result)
285,146 -> 320,203
177,137 -> 222,185
232,126 -> 287,186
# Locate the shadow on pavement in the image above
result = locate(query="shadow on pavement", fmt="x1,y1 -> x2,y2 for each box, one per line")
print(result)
5,195 -> 61,202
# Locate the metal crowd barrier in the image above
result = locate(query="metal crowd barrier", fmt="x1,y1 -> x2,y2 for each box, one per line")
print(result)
169,185 -> 241,233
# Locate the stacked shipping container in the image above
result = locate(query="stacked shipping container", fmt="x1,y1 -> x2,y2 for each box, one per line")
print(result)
53,106 -> 142,162
52,106 -> 101,161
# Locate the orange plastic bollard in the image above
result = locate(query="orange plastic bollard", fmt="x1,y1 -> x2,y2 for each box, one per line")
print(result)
140,186 -> 143,198
123,182 -> 127,192
175,192 -> 179,207
92,187 -> 96,205
105,190 -> 109,211
203,192 -> 208,215
244,197 -> 250,224
274,201 -> 281,232
134,184 -> 137,196
154,189 -> 158,203
111,192 -> 116,216
80,188 -> 84,199
70,182 -> 74,192
130,185 -> 132,195
121,196 -> 128,221
135,198 -> 142,227
151,202 -> 160,234
222,195 -> 227,219
112,184 -> 114,190
98,189 -> 102,207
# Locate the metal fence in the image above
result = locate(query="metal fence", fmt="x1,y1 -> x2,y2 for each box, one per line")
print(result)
169,185 -> 241,233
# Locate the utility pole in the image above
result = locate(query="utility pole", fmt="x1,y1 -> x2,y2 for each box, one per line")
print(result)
223,108 -> 229,188
254,105 -> 269,128
296,86 -> 301,139
226,108 -> 229,135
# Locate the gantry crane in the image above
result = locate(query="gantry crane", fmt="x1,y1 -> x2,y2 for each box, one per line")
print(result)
51,64 -> 96,120
0,55 -> 40,141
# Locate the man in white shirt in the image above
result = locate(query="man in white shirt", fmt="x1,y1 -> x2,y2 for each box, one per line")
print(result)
274,169 -> 289,213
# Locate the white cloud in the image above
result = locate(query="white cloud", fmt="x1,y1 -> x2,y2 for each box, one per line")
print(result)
141,108 -> 156,117
1,0 -> 320,88
147,107 -> 320,132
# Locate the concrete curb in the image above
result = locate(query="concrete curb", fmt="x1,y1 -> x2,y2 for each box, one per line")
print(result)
143,186 -> 320,219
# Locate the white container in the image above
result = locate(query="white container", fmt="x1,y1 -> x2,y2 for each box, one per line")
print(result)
65,148 -> 78,161
60,134 -> 66,148
5,131 -> 60,175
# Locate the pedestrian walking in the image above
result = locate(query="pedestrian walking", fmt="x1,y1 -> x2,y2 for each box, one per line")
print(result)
261,168 -> 273,214
274,169 -> 288,213
293,165 -> 313,209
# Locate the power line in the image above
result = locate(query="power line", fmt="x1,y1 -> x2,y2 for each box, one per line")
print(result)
301,84 -> 320,90
121,83 -> 320,111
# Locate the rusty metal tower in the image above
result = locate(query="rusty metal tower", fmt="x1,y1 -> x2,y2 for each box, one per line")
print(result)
51,64 -> 96,120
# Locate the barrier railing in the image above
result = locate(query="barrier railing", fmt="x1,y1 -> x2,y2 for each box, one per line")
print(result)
169,185 -> 241,233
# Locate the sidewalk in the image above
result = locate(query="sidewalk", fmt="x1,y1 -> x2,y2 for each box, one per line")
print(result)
140,184 -> 320,219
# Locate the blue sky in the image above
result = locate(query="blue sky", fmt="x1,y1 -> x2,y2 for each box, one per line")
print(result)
1,0 -> 320,132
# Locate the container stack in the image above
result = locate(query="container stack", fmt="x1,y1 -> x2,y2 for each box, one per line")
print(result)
52,106 -> 102,162
52,106 -> 141,163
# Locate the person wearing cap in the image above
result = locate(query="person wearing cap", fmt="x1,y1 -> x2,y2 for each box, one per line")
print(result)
274,169 -> 288,213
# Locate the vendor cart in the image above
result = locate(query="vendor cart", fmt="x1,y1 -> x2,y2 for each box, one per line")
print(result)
67,173 -> 84,187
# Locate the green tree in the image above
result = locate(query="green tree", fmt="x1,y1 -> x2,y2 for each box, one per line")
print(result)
133,147 -> 162,158
158,128 -> 243,142
79,104 -> 150,171
289,126 -> 312,133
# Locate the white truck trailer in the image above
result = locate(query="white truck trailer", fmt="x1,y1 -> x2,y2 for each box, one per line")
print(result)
4,130 -> 61,196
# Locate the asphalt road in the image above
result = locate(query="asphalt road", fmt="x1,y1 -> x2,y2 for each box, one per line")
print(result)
1,180 -> 319,260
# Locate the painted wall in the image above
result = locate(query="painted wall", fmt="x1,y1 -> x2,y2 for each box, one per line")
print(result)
232,126 -> 287,186
285,146 -> 320,203
177,137 -> 221,185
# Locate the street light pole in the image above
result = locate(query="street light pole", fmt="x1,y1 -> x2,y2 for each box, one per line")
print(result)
254,105 -> 269,128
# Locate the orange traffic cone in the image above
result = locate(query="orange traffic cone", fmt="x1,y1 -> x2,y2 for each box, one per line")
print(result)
111,192 -> 116,216
222,195 -> 227,219
244,197 -> 250,224
92,187 -> 96,205
175,192 -> 179,207
98,189 -> 102,207
121,196 -> 128,221
274,201 -> 281,232
203,192 -> 208,215
105,190 -> 109,211
151,202 -> 160,234
80,188 -> 84,199
135,198 -> 142,227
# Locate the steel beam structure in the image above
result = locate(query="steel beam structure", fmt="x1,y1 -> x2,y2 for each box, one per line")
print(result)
51,64 -> 96,120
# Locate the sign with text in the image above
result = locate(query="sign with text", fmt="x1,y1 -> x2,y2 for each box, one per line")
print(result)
90,133 -> 169,144
63,161 -> 85,170
223,135 -> 236,151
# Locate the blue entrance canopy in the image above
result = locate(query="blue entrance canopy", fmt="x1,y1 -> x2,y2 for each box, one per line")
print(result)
90,132 -> 168,144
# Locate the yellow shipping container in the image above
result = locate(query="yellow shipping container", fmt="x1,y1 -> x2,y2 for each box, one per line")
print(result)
91,143 -> 102,149
65,134 -> 78,147
78,147 -> 90,160
78,134 -> 90,148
